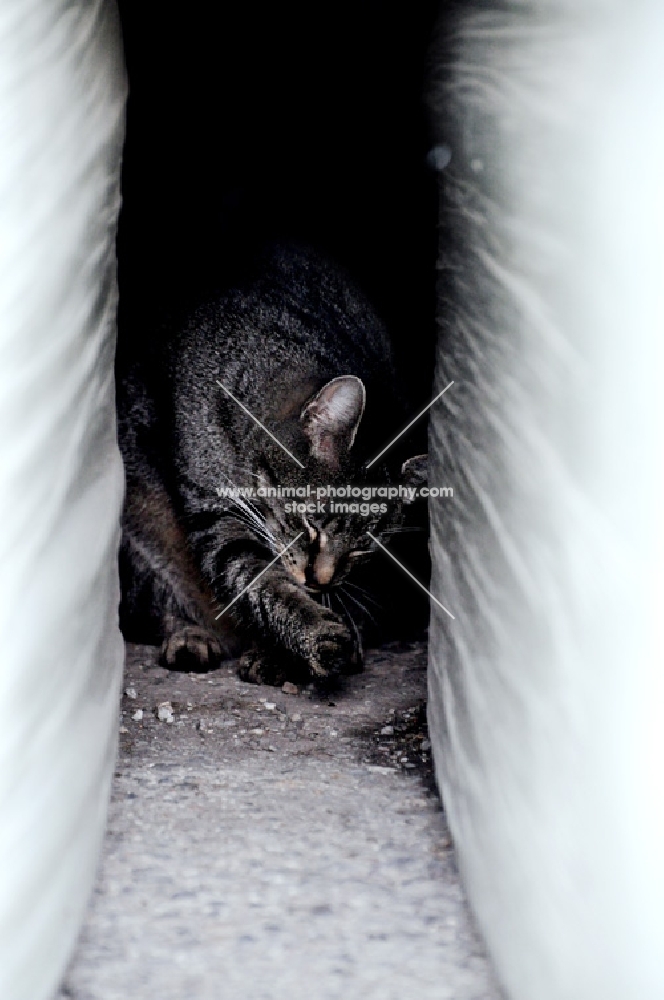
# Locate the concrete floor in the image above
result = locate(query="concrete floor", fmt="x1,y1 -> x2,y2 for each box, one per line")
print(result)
58,641 -> 503,1000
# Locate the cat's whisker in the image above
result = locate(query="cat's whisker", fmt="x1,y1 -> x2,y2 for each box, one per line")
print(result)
339,584 -> 378,626
217,466 -> 308,561
230,507 -> 272,539
238,497 -> 274,538
222,505 -> 273,541
180,507 -> 275,555
217,466 -> 262,483
224,496 -> 279,551
231,468 -> 263,480
215,509 -> 279,558
343,581 -> 382,609
216,471 -> 268,518
335,591 -> 362,651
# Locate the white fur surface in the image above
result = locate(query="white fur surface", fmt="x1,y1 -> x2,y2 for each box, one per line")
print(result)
428,2 -> 664,997
0,3 -> 126,998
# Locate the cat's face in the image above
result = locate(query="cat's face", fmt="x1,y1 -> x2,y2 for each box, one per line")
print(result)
266,494 -> 393,592
250,376 -> 426,593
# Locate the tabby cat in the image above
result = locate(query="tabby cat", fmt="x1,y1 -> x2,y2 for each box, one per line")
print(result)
117,244 -> 425,688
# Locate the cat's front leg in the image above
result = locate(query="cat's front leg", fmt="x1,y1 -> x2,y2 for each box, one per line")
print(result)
246,572 -> 356,684
292,593 -> 358,682
237,600 -> 359,688
216,547 -> 357,685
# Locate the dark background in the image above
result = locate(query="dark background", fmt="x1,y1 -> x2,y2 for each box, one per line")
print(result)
115,1 -> 442,638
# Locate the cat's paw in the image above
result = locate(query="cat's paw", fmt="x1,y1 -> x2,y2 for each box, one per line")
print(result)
308,614 -> 356,685
237,649 -> 288,687
159,626 -> 224,672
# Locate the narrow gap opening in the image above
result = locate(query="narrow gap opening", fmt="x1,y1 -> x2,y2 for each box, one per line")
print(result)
115,2 -> 444,774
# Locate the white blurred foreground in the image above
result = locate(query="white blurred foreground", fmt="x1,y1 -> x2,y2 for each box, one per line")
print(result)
0,3 -> 125,999
428,2 -> 664,998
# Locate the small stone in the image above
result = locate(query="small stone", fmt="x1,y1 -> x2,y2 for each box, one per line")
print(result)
380,725 -> 394,736
249,728 -> 264,736
329,729 -> 338,737
195,718 -> 205,731
291,713 -> 302,723
282,682 -> 299,695
157,702 -> 174,723
400,757 -> 408,763
119,726 -> 129,734
125,686 -> 137,700
421,739 -> 431,751
132,709 -> 144,722
426,144 -> 452,172
268,745 -> 277,752
264,702 -> 276,711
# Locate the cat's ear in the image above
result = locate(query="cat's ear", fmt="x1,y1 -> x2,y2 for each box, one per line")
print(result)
300,376 -> 366,468
401,454 -> 427,502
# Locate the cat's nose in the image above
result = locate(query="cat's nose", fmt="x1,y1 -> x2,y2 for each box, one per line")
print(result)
312,552 -> 336,587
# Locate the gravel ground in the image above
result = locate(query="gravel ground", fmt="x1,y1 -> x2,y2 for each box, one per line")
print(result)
57,640 -> 502,1000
